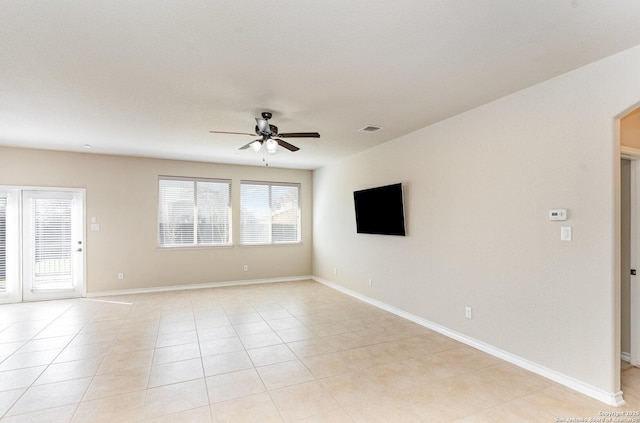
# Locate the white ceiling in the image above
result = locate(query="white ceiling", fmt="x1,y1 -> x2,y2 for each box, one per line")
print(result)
2,1 -> 640,170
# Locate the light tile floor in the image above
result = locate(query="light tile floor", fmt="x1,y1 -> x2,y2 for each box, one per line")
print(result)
0,280 -> 639,422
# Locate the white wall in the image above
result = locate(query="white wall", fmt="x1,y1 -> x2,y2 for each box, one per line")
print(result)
313,44 -> 640,399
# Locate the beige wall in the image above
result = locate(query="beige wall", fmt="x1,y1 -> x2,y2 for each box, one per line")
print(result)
313,45 -> 640,396
0,147 -> 312,293
622,107 -> 640,149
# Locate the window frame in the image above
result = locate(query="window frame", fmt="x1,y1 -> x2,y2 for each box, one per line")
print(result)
158,176 -> 232,248
240,180 -> 301,246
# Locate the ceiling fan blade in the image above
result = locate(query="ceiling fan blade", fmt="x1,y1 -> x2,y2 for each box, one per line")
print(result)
210,130 -> 257,136
275,139 -> 300,152
255,118 -> 270,133
278,132 -> 320,138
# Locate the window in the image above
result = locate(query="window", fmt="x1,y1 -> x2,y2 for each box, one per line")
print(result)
240,181 -> 300,245
158,177 -> 231,247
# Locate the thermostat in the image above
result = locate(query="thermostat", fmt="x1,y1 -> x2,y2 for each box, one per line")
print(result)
549,209 -> 567,221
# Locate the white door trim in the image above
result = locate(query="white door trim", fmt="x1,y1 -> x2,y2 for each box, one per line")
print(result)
622,146 -> 640,161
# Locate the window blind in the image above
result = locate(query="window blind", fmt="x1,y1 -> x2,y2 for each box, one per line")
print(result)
240,182 -> 300,245
158,177 -> 231,247
31,198 -> 73,290
0,197 -> 6,293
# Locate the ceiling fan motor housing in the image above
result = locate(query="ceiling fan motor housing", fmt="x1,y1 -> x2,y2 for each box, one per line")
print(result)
255,124 -> 278,136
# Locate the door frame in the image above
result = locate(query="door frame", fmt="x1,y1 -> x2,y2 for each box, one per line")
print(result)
622,146 -> 640,366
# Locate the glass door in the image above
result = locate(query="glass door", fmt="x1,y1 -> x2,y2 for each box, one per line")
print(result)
22,190 -> 85,301
0,189 -> 20,304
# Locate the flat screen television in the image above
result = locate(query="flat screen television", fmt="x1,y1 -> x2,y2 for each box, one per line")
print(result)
353,183 -> 406,236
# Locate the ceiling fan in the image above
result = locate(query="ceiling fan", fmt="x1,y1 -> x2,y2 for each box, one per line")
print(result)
209,112 -> 320,153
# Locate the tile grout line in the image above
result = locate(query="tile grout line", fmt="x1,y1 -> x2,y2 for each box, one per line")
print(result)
2,299 -> 104,421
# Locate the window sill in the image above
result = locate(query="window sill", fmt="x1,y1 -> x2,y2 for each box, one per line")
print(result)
157,244 -> 233,250
239,242 -> 303,248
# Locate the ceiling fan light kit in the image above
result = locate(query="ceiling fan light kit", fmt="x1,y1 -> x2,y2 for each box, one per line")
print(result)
266,139 -> 278,153
209,112 -> 320,163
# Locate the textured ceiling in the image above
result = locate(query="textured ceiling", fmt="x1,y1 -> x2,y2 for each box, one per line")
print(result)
2,1 -> 640,169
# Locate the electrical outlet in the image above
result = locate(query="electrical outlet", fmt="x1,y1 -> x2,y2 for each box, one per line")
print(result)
118,272 -> 124,280
243,265 -> 248,272
368,278 -> 372,287
334,268 -> 337,275
465,306 -> 472,319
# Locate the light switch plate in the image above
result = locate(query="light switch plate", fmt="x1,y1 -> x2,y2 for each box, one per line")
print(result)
561,226 -> 572,241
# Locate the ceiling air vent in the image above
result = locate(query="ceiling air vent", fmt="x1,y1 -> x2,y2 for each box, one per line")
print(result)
357,125 -> 383,133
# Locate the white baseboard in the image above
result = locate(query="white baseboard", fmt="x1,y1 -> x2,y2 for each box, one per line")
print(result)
622,352 -> 632,363
86,275 -> 313,298
313,276 -> 626,407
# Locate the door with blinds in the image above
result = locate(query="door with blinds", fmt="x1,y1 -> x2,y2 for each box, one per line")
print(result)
0,190 -> 19,303
22,190 -> 85,301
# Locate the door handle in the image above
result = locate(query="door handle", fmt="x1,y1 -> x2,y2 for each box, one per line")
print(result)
76,248 -> 83,252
